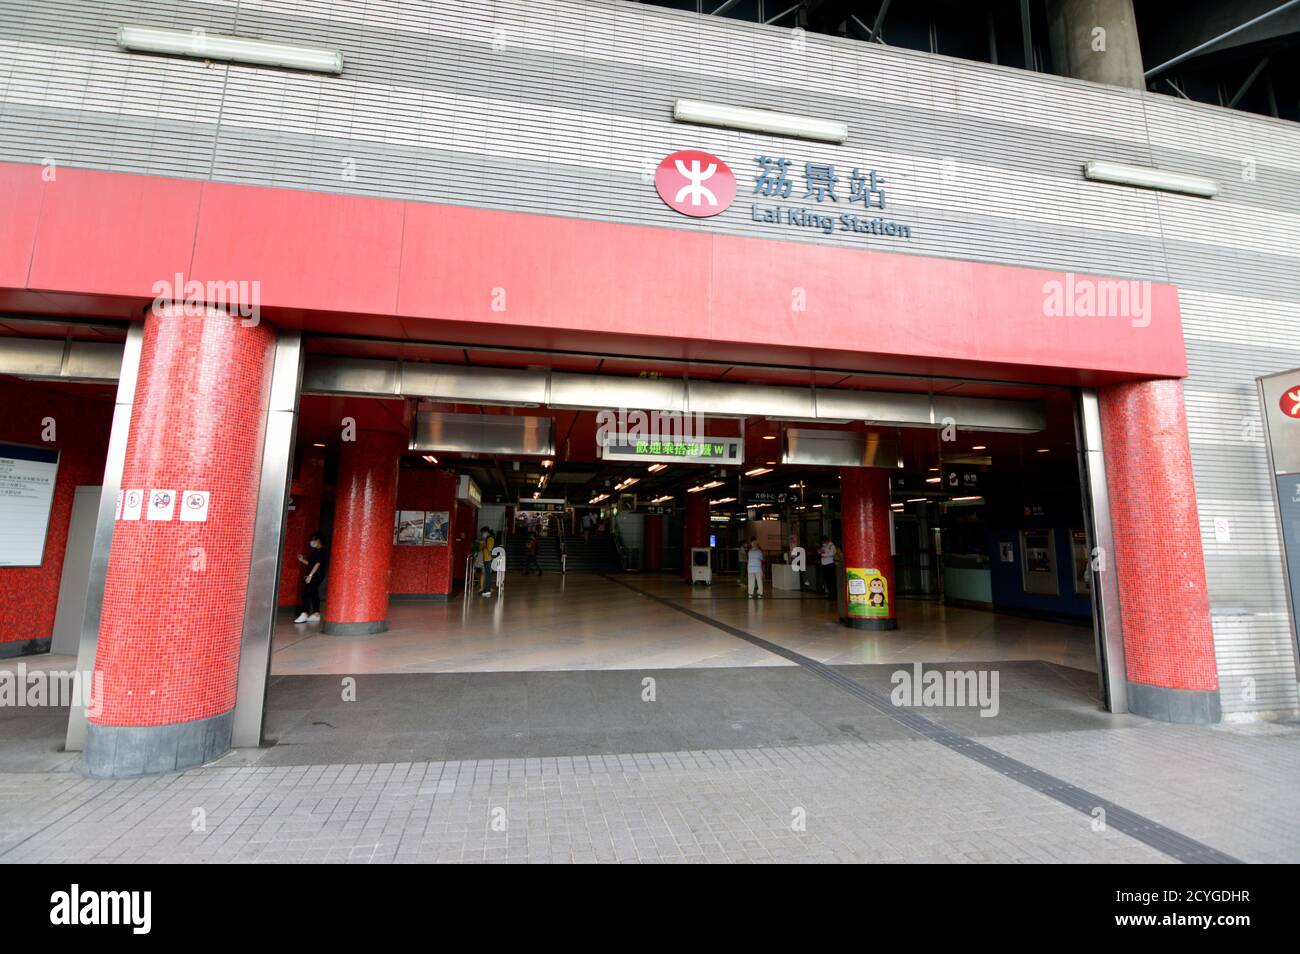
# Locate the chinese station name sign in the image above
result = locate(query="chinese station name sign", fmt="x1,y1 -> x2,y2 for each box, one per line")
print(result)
656,149 -> 914,241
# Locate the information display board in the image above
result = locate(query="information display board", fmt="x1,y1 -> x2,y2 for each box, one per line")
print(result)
1276,474 -> 1300,650
0,442 -> 60,567
1258,368 -> 1300,678
600,437 -> 742,465
518,499 -> 566,513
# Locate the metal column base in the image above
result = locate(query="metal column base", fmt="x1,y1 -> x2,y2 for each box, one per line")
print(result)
844,617 -> 898,631
1126,682 -> 1222,724
321,620 -> 388,636
81,710 -> 233,778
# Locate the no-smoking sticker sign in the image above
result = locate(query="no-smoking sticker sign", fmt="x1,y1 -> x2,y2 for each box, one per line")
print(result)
180,490 -> 210,522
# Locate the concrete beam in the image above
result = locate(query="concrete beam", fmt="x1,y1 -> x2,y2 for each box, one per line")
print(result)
1047,0 -> 1145,89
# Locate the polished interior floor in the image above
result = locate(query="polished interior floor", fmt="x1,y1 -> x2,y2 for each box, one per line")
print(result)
271,572 -> 1097,675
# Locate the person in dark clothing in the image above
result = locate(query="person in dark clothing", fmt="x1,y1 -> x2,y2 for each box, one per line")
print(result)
294,532 -> 328,623
523,531 -> 543,576
819,535 -> 838,605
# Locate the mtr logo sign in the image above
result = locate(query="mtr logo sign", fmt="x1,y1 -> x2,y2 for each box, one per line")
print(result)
654,149 -> 737,217
1281,386 -> 1300,420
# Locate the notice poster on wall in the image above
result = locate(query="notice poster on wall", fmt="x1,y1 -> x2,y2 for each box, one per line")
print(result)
423,511 -> 450,546
395,510 -> 450,546
396,511 -> 426,545
0,443 -> 60,567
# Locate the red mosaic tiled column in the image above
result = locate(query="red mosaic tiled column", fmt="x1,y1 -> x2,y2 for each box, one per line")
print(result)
840,467 -> 897,630
682,491 -> 709,581
321,429 -> 402,634
84,306 -> 276,778
1098,378 -> 1221,723
644,513 -> 663,572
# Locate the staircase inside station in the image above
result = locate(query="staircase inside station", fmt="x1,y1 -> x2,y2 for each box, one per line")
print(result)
504,533 -> 621,574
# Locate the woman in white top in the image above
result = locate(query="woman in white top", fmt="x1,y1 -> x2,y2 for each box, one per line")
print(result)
746,537 -> 765,599
489,545 -> 506,596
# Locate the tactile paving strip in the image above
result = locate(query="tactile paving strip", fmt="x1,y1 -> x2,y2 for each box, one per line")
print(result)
607,576 -> 1241,865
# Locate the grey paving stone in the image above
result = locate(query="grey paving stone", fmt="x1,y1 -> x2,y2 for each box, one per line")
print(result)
1,663 -> 1297,863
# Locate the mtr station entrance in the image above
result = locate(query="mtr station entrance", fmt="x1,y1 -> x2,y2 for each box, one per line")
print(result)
0,163 -> 1222,776
0,312 -> 1212,775
270,339 -> 1099,689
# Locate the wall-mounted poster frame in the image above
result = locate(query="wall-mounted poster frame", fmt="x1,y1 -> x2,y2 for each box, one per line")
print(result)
423,511 -> 449,546
395,510 -> 449,546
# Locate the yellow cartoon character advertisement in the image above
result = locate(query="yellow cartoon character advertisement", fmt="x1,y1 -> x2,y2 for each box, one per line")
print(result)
846,567 -> 889,619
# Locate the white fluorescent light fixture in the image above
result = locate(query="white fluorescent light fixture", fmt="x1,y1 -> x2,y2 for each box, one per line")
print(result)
1082,160 -> 1217,198
688,480 -> 725,493
673,99 -> 848,144
118,25 -> 344,75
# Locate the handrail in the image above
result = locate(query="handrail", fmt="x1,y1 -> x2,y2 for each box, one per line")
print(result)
610,522 -> 627,571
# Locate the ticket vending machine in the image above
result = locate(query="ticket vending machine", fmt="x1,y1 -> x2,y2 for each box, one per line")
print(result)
690,547 -> 713,585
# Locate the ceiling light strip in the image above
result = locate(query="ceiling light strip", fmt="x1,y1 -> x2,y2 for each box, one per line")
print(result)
1082,160 -> 1217,198
673,98 -> 848,144
117,25 -> 344,74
